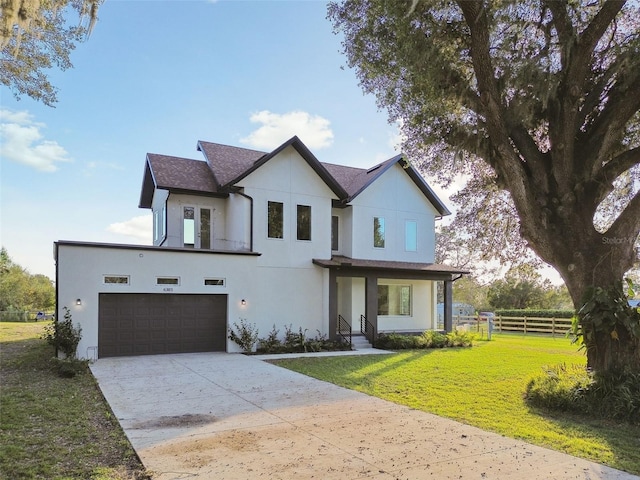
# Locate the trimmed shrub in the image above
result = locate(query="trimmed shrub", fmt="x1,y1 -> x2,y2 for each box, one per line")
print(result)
376,330 -> 475,350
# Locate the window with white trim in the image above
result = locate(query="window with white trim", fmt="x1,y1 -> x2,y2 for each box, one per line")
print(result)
156,277 -> 180,285
204,278 -> 225,286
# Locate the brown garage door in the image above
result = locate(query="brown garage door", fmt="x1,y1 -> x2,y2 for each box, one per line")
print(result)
98,293 -> 227,358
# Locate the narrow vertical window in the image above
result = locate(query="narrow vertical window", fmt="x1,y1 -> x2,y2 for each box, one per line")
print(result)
297,205 -> 311,241
153,211 -> 160,243
161,205 -> 166,239
200,208 -> 211,249
331,216 -> 339,251
373,217 -> 385,248
268,201 -> 283,239
183,207 -> 195,248
405,220 -> 417,252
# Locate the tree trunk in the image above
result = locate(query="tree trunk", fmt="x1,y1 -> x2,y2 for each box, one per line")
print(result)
538,223 -> 640,374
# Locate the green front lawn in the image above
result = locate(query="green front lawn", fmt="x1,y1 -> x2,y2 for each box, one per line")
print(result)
273,334 -> 640,475
0,322 -> 148,479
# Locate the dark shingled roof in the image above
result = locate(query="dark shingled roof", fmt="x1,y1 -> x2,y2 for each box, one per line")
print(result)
313,255 -> 469,276
139,154 -> 218,208
139,137 -> 450,216
197,141 -> 266,187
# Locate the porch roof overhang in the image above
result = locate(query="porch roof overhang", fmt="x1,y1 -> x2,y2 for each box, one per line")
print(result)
312,255 -> 469,281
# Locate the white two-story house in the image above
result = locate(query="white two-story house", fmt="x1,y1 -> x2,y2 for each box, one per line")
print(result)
55,136 -> 467,359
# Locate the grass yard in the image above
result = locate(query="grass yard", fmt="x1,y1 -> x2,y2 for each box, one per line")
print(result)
273,334 -> 640,475
0,322 -> 149,480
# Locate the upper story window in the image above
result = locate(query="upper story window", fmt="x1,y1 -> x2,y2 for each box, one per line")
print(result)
331,216 -> 339,251
183,206 -> 195,248
405,220 -> 417,252
183,206 -> 213,249
373,217 -> 385,248
156,277 -> 180,285
297,205 -> 311,241
268,201 -> 284,239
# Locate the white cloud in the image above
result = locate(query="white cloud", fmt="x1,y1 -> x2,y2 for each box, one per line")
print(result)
240,110 -> 334,150
107,215 -> 152,243
0,108 -> 71,172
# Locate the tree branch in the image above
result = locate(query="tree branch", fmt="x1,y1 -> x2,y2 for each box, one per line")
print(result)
607,191 -> 640,250
456,1 -> 531,200
583,73 -> 640,177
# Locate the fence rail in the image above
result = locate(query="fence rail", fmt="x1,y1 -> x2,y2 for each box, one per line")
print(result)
0,310 -> 55,322
448,314 -> 573,336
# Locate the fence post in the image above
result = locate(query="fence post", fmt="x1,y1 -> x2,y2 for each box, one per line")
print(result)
524,316 -> 527,334
498,315 -> 502,332
552,317 -> 555,337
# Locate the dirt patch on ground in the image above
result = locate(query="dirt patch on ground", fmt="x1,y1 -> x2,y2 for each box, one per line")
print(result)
133,414 -> 217,429
151,430 -> 260,469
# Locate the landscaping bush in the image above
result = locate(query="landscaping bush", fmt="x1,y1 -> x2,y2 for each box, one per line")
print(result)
42,306 -> 82,360
376,330 -> 475,350
228,318 -> 259,352
525,364 -> 640,424
255,325 -> 351,354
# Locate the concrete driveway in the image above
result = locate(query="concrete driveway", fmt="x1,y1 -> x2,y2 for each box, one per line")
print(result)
91,352 -> 638,480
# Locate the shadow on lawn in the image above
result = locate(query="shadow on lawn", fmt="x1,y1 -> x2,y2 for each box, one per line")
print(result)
527,406 -> 640,475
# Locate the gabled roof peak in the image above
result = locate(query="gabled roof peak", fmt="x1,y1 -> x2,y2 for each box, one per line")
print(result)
140,138 -> 450,216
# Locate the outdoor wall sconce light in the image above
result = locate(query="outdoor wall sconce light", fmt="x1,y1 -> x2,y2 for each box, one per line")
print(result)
241,299 -> 246,306
76,298 -> 82,306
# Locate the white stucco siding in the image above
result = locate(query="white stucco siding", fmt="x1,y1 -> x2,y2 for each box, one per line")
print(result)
331,207 -> 353,257
237,146 -> 337,268
224,193 -> 251,251
56,242 -> 330,359
350,164 -> 439,263
377,279 -> 435,332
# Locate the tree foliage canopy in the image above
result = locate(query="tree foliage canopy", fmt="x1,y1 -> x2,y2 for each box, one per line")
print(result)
1,0 -> 101,106
0,247 -> 55,311
329,0 -> 639,296
329,0 -> 640,372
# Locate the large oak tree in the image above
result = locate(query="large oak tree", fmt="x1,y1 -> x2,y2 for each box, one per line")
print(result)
329,0 -> 640,373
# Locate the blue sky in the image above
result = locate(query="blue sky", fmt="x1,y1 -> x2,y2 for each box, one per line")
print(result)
1,0 -> 428,280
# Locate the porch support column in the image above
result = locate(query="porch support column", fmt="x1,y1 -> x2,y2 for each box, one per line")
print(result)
328,269 -> 338,341
364,274 -> 378,334
443,280 -> 453,333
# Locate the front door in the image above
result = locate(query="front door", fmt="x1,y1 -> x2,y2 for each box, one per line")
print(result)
183,206 -> 212,249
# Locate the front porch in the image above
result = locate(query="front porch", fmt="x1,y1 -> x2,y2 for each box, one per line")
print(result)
313,256 -> 469,345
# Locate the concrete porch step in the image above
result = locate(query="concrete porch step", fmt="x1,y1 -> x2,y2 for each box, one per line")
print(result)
351,335 -> 373,350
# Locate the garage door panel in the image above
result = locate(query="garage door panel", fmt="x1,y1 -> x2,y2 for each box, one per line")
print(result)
98,293 -> 227,358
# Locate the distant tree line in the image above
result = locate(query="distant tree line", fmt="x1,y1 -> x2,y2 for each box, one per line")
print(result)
0,247 -> 54,313
451,264 -> 574,312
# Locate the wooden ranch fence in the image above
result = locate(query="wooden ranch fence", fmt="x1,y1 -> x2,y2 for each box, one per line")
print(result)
451,315 -> 573,336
